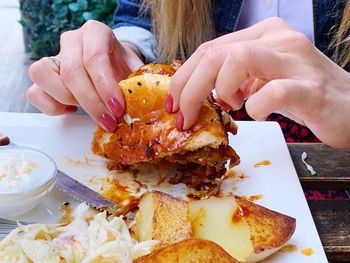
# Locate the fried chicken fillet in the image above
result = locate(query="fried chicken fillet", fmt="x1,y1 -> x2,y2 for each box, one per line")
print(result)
91,63 -> 239,179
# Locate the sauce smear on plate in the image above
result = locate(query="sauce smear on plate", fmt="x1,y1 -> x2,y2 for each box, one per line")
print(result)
254,160 -> 271,168
301,248 -> 314,256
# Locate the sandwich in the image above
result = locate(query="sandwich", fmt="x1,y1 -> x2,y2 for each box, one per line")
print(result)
91,63 -> 239,181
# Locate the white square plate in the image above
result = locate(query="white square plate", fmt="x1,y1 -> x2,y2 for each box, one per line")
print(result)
0,112 -> 327,262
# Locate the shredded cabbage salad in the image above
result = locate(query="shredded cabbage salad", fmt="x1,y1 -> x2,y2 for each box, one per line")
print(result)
0,203 -> 159,263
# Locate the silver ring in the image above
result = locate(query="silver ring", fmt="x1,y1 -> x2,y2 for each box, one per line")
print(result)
46,56 -> 61,70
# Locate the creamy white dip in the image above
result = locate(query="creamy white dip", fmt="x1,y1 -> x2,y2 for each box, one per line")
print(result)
0,148 -> 56,194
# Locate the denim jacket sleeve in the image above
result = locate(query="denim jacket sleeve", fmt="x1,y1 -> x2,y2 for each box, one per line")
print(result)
113,0 -> 152,30
112,0 -> 157,63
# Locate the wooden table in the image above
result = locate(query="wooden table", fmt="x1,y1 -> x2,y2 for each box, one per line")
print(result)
288,144 -> 350,262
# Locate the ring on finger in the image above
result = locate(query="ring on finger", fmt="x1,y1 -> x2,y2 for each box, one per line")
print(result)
45,56 -> 61,72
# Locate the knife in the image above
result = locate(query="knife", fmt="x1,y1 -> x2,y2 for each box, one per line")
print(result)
55,170 -> 120,214
0,132 -> 120,215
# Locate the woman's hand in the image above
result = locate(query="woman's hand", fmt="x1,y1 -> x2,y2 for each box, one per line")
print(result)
27,20 -> 144,132
167,17 -> 350,148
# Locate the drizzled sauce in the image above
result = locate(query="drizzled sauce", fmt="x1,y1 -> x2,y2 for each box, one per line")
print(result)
231,205 -> 250,224
238,173 -> 248,180
128,64 -> 176,78
280,244 -> 298,253
103,181 -> 139,214
254,160 -> 271,168
59,203 -> 74,225
223,169 -> 236,179
248,194 -> 263,202
301,248 -> 314,256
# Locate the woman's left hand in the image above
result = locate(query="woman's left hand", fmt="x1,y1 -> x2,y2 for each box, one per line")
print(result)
167,17 -> 350,149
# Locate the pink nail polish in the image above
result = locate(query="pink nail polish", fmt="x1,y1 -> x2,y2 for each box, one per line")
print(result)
165,94 -> 173,113
107,98 -> 124,117
176,111 -> 184,130
98,113 -> 117,132
0,133 -> 10,146
65,105 -> 78,113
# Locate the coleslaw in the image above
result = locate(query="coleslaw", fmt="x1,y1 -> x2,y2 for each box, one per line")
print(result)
0,203 -> 159,263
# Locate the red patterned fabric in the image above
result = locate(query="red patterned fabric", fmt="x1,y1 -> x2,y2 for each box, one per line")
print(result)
230,105 -> 320,143
305,190 -> 349,200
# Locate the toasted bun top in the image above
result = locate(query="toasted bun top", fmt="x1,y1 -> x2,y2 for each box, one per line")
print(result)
92,64 -> 238,167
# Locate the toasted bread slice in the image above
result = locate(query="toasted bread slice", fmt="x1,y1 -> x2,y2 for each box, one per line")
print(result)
189,196 -> 296,262
234,196 -> 296,256
134,238 -> 239,263
136,191 -> 192,245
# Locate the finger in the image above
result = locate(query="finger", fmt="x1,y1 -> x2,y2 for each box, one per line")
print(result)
239,77 -> 268,98
26,84 -> 77,115
59,29 -> 117,132
169,17 -> 292,112
179,43 -> 289,129
211,90 -> 233,112
245,79 -> 310,122
28,57 -> 78,105
178,46 -> 226,130
169,42 -> 216,112
82,20 -> 130,117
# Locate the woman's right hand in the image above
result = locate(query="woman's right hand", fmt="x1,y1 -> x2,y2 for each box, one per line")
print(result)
27,20 -> 144,132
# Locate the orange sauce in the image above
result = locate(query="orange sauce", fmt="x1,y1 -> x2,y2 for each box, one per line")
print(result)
248,194 -> 263,202
103,181 -> 139,214
155,174 -> 166,187
280,244 -> 298,253
254,160 -> 271,168
223,169 -> 236,179
238,173 -> 248,180
301,248 -> 314,256
155,165 -> 167,187
232,205 -> 250,224
128,63 -> 176,78
59,203 -> 74,225
191,207 -> 207,234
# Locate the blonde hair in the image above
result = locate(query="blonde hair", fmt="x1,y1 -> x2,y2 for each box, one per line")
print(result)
332,1 -> 350,68
144,0 -> 214,63
144,1 -> 350,68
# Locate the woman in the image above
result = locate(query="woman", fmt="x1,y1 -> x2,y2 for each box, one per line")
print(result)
27,0 -> 350,149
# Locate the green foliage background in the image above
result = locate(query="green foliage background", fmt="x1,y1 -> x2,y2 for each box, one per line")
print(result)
19,0 -> 117,59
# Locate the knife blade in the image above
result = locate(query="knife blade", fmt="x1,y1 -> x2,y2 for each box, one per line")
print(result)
55,170 -> 120,214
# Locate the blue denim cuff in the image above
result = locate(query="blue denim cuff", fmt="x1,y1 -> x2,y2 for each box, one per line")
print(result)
113,0 -> 152,31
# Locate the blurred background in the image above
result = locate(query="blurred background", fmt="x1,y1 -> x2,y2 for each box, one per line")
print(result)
0,0 -> 117,112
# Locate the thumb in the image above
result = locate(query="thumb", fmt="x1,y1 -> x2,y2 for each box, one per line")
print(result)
245,79 -> 310,122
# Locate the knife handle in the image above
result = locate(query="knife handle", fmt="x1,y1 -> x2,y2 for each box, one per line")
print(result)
0,132 -> 10,146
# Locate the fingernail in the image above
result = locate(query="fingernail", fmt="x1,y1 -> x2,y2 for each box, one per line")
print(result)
98,113 -> 117,132
176,111 -> 184,130
0,133 -> 10,146
107,98 -> 124,117
165,94 -> 173,113
65,105 -> 78,113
